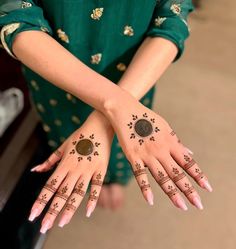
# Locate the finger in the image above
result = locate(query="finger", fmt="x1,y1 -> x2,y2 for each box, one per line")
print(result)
86,171 -> 105,217
31,145 -> 65,172
130,159 -> 154,206
158,154 -> 204,210
40,173 -> 78,234
144,156 -> 188,211
58,176 -> 90,227
170,146 -> 213,192
28,167 -> 67,222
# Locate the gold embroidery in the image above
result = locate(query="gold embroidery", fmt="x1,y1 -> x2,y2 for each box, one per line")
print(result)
30,80 -> 39,91
49,99 -> 58,106
116,63 -> 127,72
48,140 -> 57,147
116,152 -> 124,159
54,119 -> 62,126
116,162 -> 124,169
91,53 -> 102,64
36,103 -> 45,113
66,93 -> 76,103
71,115 -> 81,124
43,124 -> 51,133
124,26 -> 134,36
170,3 -> 181,15
57,29 -> 69,43
91,8 -> 104,20
154,16 -> 167,27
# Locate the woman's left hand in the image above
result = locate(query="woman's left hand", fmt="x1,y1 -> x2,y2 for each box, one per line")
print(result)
28,111 -> 114,233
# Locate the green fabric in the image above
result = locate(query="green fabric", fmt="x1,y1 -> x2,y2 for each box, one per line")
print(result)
0,0 -> 194,185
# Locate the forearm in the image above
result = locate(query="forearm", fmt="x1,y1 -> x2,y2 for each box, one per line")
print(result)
118,36 -> 178,99
12,30 -> 125,112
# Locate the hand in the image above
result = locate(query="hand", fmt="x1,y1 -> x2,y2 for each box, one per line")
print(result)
104,92 -> 213,210
28,111 -> 114,233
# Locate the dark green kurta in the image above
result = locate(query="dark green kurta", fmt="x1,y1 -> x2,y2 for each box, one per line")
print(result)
0,0 -> 194,185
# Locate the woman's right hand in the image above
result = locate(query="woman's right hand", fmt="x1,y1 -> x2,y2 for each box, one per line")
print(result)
103,91 -> 212,210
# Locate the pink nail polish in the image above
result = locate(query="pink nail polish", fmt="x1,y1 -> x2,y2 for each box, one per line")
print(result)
28,208 -> 39,221
40,219 -> 51,234
146,191 -> 154,206
86,203 -> 96,218
58,215 -> 70,228
176,198 -> 188,211
202,181 -> 213,192
193,196 -> 203,210
31,166 -> 40,172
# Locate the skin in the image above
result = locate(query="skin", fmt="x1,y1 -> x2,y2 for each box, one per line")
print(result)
12,32 -> 213,233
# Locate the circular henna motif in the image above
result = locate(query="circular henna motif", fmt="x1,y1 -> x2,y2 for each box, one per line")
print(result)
75,139 -> 94,156
134,119 -> 153,137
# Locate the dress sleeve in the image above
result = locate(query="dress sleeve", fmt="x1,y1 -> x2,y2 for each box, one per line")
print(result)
0,0 -> 53,60
145,0 -> 195,62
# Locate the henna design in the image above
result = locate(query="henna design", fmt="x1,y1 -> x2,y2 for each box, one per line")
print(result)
133,162 -> 146,177
184,154 -> 191,162
54,149 -> 62,158
170,130 -> 176,136
157,170 -> 171,186
127,113 -> 160,145
195,172 -> 204,181
48,202 -> 60,216
89,190 -> 98,201
166,185 -> 178,198
183,186 -> 195,196
43,177 -> 58,193
184,159 -> 196,170
55,184 -> 69,201
65,197 -> 77,212
140,180 -> 150,191
36,193 -> 48,206
173,172 -> 186,183
69,133 -> 101,162
91,173 -> 103,186
73,182 -> 85,197
172,167 -> 180,175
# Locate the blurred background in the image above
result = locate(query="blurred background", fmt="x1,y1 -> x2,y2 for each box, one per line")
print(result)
0,0 -> 235,248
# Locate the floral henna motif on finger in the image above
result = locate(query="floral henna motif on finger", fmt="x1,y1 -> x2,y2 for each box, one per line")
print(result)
166,185 -> 178,198
36,193 -> 48,206
172,167 -> 186,183
183,154 -> 196,170
91,173 -> 103,186
140,180 -> 150,191
133,162 -> 146,177
72,182 -> 85,197
69,133 -> 100,162
127,113 -> 160,145
43,177 -> 58,193
89,190 -> 98,201
183,183 -> 195,196
48,202 -> 60,216
55,184 -> 69,201
156,170 -> 171,186
65,197 -> 77,212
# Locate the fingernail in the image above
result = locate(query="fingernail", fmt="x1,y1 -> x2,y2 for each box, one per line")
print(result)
28,208 -> 39,221
146,191 -> 154,206
186,147 -> 194,155
40,219 -> 51,234
58,215 -> 70,228
202,180 -> 213,192
86,203 -> 96,218
176,198 -> 188,211
193,196 -> 204,210
31,165 -> 40,172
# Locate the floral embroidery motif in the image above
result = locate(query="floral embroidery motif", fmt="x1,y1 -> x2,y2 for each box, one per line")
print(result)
116,63 -> 126,71
71,115 -> 81,124
43,124 -> 51,133
49,99 -> 57,106
154,16 -> 167,27
170,3 -> 181,15
124,26 -> 134,36
66,93 -> 76,103
57,29 -> 69,43
91,53 -> 102,64
91,8 -> 104,20
36,103 -> 45,113
30,80 -> 39,91
54,119 -> 62,126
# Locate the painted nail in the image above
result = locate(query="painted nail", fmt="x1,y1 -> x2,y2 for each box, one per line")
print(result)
185,147 -> 194,155
58,215 -> 70,228
176,198 -> 188,211
146,191 -> 154,206
40,219 -> 51,234
202,180 -> 213,192
28,208 -> 40,221
86,203 -> 96,218
30,165 -> 41,172
193,196 -> 203,210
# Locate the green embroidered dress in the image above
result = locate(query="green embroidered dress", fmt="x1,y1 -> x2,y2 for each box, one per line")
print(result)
0,0 -> 194,185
